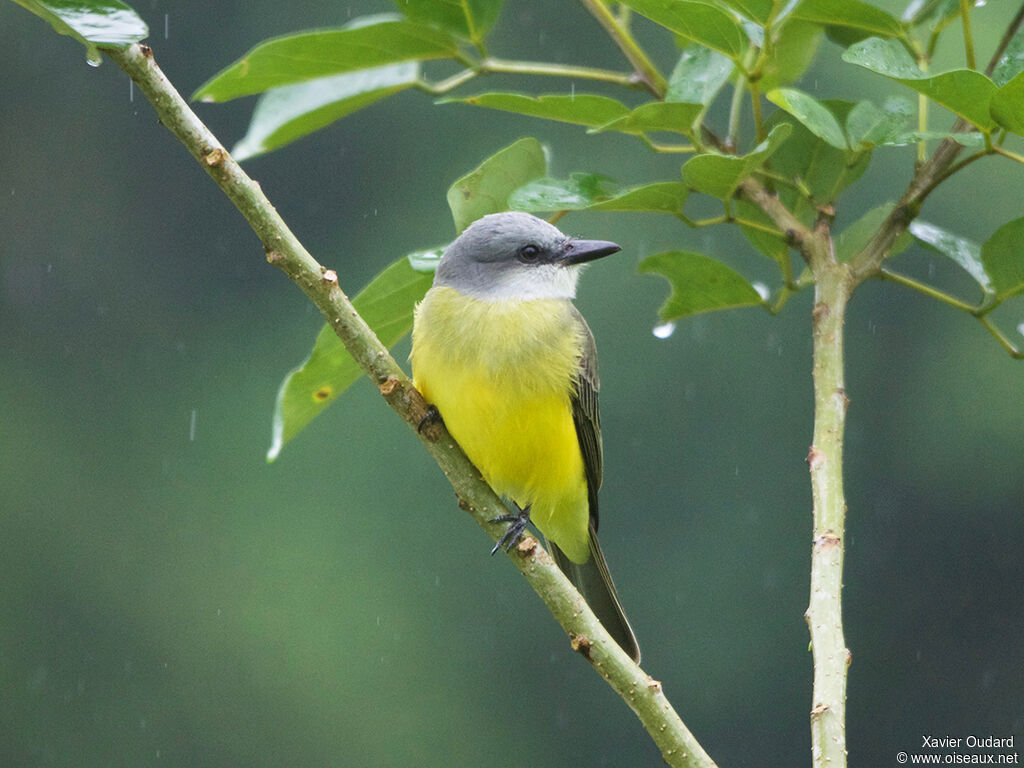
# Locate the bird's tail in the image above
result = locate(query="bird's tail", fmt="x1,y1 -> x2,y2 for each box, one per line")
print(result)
549,523 -> 640,663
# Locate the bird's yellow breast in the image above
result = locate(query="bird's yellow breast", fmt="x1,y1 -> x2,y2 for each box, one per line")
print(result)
411,286 -> 590,561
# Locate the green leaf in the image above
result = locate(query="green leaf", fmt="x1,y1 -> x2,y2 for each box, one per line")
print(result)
834,203 -> 911,262
639,251 -> 766,319
397,0 -> 504,42
767,88 -> 848,149
908,220 -> 990,292
193,16 -> 458,102
592,101 -> 703,137
981,218 -> 1024,301
620,0 -> 747,59
992,25 -> 1024,86
735,199 -> 788,264
884,130 -> 986,146
267,253 -> 437,460
990,72 -> 1024,136
681,122 -> 791,199
666,45 -> 734,106
757,19 -> 823,91
902,0 -> 959,28
791,0 -> 903,41
713,0 -> 773,24
842,37 -> 997,130
12,0 -> 148,62
232,63 -> 419,161
442,92 -> 630,128
447,137 -> 547,233
762,109 -> 870,219
845,97 -> 914,148
509,175 -> 689,214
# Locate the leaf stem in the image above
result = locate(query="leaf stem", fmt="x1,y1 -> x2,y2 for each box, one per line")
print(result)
578,0 -> 668,97
102,41 -> 717,768
960,0 -> 977,69
877,268 -> 979,312
477,57 -> 646,89
415,69 -> 478,95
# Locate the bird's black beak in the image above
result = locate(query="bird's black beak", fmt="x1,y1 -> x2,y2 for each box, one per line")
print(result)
560,238 -> 622,265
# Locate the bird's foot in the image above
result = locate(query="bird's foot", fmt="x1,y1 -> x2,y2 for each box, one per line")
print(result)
417,404 -> 443,434
489,504 -> 531,555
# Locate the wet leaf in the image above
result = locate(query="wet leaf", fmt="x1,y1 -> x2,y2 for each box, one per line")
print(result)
767,88 -> 848,149
666,45 -> 734,106
12,0 -> 148,61
992,25 -> 1024,86
193,16 -> 458,102
842,36 -> 997,130
640,251 -> 766,319
845,97 -> 914,149
447,137 -> 547,233
909,220 -> 990,292
233,63 -> 420,161
509,175 -> 689,214
267,253 -> 437,460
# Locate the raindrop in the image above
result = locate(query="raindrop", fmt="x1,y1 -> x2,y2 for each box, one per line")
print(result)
752,281 -> 770,301
927,261 -> 935,278
164,14 -> 169,39
129,79 -> 134,102
1017,322 -> 1024,338
86,54 -> 102,68
570,82 -> 575,101
189,409 -> 197,441
652,321 -> 676,339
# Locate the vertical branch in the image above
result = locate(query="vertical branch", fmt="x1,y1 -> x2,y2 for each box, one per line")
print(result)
805,259 -> 853,768
960,0 -> 977,69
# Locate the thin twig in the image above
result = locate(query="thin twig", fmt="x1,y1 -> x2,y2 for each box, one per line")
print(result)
101,41 -> 717,768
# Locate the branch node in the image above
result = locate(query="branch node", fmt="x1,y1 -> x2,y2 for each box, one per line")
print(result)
812,301 -> 829,327
806,445 -> 825,470
202,147 -> 225,167
814,532 -> 842,550
321,268 -> 339,285
570,633 -> 593,659
810,703 -> 830,720
516,536 -> 539,558
139,44 -> 152,58
265,249 -> 283,265
378,375 -> 399,397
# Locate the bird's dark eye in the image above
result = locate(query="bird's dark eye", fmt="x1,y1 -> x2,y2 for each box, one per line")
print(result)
518,244 -> 541,262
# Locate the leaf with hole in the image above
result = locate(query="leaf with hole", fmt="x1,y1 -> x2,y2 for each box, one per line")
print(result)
640,251 -> 767,319
267,253 -> 438,460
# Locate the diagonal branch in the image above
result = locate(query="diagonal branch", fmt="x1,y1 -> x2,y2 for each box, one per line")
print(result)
101,41 -> 716,768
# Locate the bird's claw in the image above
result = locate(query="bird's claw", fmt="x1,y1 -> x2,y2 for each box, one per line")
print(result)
489,505 -> 531,555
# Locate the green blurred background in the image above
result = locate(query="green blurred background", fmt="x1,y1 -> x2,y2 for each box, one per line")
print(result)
2,1 -> 1022,765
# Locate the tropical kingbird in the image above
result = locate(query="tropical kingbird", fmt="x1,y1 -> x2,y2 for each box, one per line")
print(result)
410,211 -> 639,662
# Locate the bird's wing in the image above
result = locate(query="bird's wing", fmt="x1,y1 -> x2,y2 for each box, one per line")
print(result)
569,306 -> 603,529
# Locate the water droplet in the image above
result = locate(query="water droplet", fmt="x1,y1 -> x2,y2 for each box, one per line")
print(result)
86,54 -> 102,68
570,83 -> 575,101
652,321 -> 676,339
752,281 -> 770,301
1017,322 -> 1024,338
189,409 -> 197,441
164,13 -> 169,39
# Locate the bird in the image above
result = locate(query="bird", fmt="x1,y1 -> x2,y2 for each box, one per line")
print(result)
410,211 -> 639,662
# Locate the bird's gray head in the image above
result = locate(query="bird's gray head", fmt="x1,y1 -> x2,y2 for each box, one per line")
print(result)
434,212 -> 621,301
